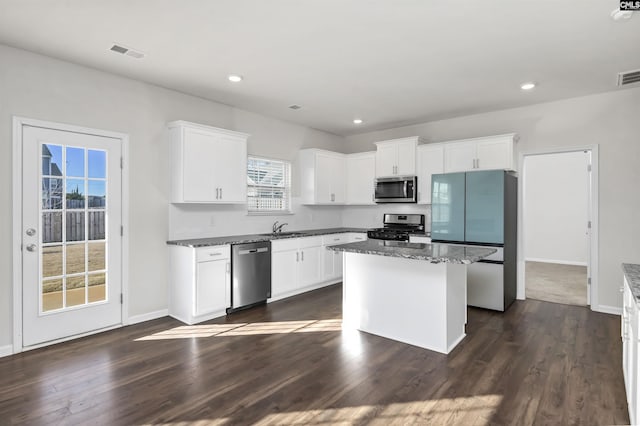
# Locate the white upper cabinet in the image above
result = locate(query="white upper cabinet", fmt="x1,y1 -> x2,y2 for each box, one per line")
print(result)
169,121 -> 248,203
443,133 -> 518,173
416,143 -> 444,204
299,149 -> 346,204
374,137 -> 423,177
346,152 -> 376,205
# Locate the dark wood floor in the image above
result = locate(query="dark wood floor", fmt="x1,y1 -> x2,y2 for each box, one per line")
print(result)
0,284 -> 629,425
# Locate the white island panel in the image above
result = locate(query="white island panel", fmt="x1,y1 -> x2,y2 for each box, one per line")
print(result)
342,252 -> 467,354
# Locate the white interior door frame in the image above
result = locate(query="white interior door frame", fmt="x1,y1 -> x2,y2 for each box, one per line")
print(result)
517,144 -> 599,310
12,116 -> 130,354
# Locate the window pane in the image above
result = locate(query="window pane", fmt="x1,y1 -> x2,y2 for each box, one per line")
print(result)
42,245 -> 63,277
42,144 -> 62,176
66,275 -> 86,307
247,156 -> 291,213
42,278 -> 63,312
42,178 -> 63,210
66,243 -> 86,274
66,147 -> 85,177
88,242 -> 105,271
88,211 -> 105,240
88,272 -> 106,303
66,211 -> 85,241
88,180 -> 106,208
66,179 -> 85,209
88,150 -> 106,179
42,212 -> 62,243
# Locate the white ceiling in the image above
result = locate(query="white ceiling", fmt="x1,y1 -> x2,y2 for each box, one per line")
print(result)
0,0 -> 638,135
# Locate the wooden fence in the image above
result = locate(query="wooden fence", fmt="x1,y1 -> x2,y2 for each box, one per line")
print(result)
42,211 -> 105,243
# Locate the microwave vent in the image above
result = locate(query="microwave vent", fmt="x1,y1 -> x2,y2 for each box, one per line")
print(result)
617,69 -> 640,86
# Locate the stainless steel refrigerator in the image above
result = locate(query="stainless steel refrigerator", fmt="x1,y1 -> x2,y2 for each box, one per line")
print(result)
431,170 -> 517,311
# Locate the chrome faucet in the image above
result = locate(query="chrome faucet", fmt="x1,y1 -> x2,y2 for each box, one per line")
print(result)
272,221 -> 288,234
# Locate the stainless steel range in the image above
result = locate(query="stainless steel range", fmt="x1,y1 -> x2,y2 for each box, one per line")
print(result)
367,213 -> 425,241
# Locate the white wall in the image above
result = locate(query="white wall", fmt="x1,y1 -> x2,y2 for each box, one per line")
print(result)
344,87 -> 640,312
524,152 -> 589,265
341,204 -> 431,230
0,44 -> 345,349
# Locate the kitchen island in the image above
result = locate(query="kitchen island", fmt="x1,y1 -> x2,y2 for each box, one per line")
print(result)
328,240 -> 496,354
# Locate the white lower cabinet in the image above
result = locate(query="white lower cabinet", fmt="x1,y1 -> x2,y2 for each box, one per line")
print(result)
169,245 -> 231,325
623,277 -> 639,425
271,233 -> 367,301
323,234 -> 350,281
271,248 -> 299,297
271,236 -> 324,300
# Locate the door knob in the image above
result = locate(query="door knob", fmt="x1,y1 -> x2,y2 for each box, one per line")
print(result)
26,228 -> 36,236
26,244 -> 37,252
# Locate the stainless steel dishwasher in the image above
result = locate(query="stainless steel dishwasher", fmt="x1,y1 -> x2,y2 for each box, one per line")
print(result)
229,241 -> 272,312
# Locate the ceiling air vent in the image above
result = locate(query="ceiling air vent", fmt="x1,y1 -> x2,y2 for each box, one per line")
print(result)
288,104 -> 302,110
617,69 -> 640,86
109,44 -> 145,59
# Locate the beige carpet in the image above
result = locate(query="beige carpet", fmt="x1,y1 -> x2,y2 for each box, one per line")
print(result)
525,261 -> 588,306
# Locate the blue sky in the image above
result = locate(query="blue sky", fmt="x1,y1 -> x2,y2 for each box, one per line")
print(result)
45,144 -> 106,179
45,144 -> 107,198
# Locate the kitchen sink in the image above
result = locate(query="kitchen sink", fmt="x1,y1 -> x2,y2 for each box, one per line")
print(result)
259,232 -> 308,238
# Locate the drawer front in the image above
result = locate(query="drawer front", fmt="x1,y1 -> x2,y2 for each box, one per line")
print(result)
272,238 -> 300,253
348,233 -> 367,243
322,233 -> 349,246
196,245 -> 230,262
298,236 -> 323,249
409,236 -> 432,244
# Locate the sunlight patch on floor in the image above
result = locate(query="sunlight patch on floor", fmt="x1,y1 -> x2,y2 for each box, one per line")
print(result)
135,319 -> 342,341
138,395 -> 503,425
255,395 -> 504,425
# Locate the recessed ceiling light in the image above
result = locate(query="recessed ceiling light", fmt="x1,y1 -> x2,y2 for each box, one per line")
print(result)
611,8 -> 634,21
353,119 -> 363,124
520,82 -> 536,91
228,75 -> 243,83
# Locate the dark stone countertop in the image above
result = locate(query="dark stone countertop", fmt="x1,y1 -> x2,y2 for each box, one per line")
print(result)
623,263 -> 640,303
327,240 -> 496,264
167,228 -> 370,248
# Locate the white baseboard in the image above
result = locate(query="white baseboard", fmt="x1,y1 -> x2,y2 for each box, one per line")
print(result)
525,258 -> 588,267
127,309 -> 169,325
268,280 -> 341,303
0,344 -> 14,358
592,304 -> 622,316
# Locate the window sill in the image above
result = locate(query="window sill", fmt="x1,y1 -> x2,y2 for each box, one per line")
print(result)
246,211 -> 294,217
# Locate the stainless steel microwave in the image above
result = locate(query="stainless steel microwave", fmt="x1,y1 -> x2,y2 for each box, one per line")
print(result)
374,176 -> 417,203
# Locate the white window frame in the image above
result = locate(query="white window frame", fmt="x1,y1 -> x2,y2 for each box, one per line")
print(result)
247,156 -> 292,215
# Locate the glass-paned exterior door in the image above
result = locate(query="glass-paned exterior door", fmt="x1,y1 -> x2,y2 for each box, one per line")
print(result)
22,124 -> 122,347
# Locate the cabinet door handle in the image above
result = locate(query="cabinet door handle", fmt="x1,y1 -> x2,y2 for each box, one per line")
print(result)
301,251 -> 304,261
220,188 -> 223,199
209,253 -> 222,257
296,252 -> 299,262
226,262 -> 230,273
333,238 -> 340,241
215,188 -> 219,199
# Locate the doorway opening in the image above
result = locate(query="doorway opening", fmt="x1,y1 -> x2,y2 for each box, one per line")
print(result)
522,149 -> 595,307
